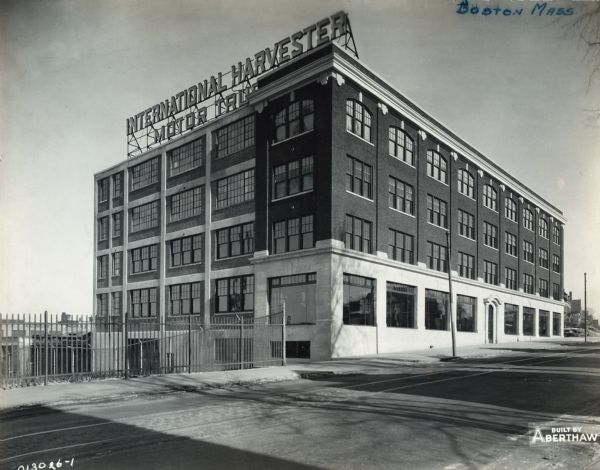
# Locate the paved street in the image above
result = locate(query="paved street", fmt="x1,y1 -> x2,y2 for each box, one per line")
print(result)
1,342 -> 599,469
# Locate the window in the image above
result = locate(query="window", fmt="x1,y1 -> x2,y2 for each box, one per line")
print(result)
538,248 -> 549,269
505,198 -> 517,222
273,215 -> 314,254
112,252 -> 122,277
215,275 -> 254,313
505,267 -> 517,290
130,244 -> 158,274
539,310 -> 550,336
97,256 -> 107,280
112,212 -> 122,238
427,241 -> 447,273
457,169 -> 474,198
539,217 -> 548,239
97,294 -> 108,317
131,157 -> 159,191
215,115 -> 255,159
169,137 -> 205,176
553,225 -> 561,245
504,304 -> 518,335
458,252 -> 475,279
112,292 -> 122,317
273,156 -> 313,199
217,223 -> 254,259
523,307 -> 535,335
483,222 -> 498,249
98,217 -> 108,241
523,209 -> 534,231
505,232 -> 517,256
483,184 -> 497,211
552,283 -> 561,301
539,278 -> 549,297
457,295 -> 477,332
345,215 -> 372,253
427,195 -> 448,228
130,287 -> 158,318
553,312 -> 561,336
426,150 -> 448,184
346,99 -> 372,142
269,273 -> 316,324
388,229 -> 414,264
458,210 -> 475,239
170,234 -> 203,267
112,173 -> 122,198
387,282 -> 416,328
552,254 -> 560,273
343,274 -> 375,326
388,127 -> 414,165
346,156 -> 372,199
98,178 -> 109,202
523,273 -> 534,294
388,177 -> 414,215
169,282 -> 202,316
523,240 -> 534,263
274,99 -> 314,142
131,201 -> 159,232
483,260 -> 498,285
425,289 -> 449,331
170,186 -> 203,222
216,169 -> 254,209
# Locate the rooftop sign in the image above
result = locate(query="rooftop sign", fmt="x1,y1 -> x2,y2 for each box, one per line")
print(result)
127,11 -> 357,158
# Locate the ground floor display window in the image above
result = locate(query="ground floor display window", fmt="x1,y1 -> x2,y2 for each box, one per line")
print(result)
386,282 -> 416,328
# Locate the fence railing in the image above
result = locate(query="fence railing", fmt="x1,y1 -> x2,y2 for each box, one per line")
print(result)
0,312 -> 285,388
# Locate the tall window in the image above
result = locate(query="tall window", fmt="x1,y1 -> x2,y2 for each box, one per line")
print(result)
345,215 -> 372,254
388,127 -> 414,165
346,99 -> 372,142
387,282 -> 416,328
552,254 -> 560,273
346,156 -> 372,199
215,275 -> 254,313
523,273 -> 534,294
388,177 -> 414,214
112,173 -> 122,198
427,241 -> 447,273
274,99 -> 314,142
553,312 -> 561,336
388,229 -> 414,264
169,137 -> 205,176
539,310 -> 550,336
538,248 -> 549,269
505,232 -> 517,256
131,201 -> 159,232
112,252 -> 122,277
216,169 -> 254,209
130,245 -> 158,274
457,169 -> 474,198
131,157 -> 159,191
523,240 -> 534,263
169,282 -> 202,316
483,260 -> 498,285
215,115 -> 255,159
425,289 -> 449,331
504,304 -> 518,335
427,195 -> 448,228
553,225 -> 561,245
270,273 -> 316,325
97,256 -> 107,280
457,295 -> 476,332
539,278 -> 549,297
112,212 -> 122,238
97,294 -> 108,317
98,217 -> 108,241
98,178 -> 109,202
273,156 -> 313,199
523,307 -> 535,335
523,209 -> 534,231
483,222 -> 498,249
539,217 -> 548,239
112,292 -> 122,317
483,184 -> 497,211
130,287 -> 158,318
505,267 -> 517,290
552,283 -> 561,301
217,223 -> 254,259
426,150 -> 448,184
343,274 -> 375,326
505,198 -> 517,222
458,252 -> 475,279
273,216 -> 313,254
170,234 -> 203,267
170,186 -> 203,222
458,210 -> 475,239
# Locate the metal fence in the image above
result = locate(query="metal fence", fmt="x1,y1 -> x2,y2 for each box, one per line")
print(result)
0,312 -> 284,388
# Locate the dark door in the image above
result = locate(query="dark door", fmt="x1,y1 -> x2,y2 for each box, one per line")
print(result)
488,306 -> 494,343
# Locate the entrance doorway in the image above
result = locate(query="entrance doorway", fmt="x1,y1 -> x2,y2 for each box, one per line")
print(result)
487,305 -> 494,343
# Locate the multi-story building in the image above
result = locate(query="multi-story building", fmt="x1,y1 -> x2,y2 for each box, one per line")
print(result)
94,15 -> 565,361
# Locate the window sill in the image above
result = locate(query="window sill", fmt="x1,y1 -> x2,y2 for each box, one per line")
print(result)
506,252 -> 518,259
389,154 -> 416,169
428,177 -> 449,187
483,244 -> 499,251
458,233 -> 475,242
169,164 -> 203,179
346,190 -> 374,202
458,192 -> 476,201
426,221 -> 448,231
272,189 -> 313,203
130,270 -> 158,275
390,207 -> 416,218
170,262 -> 203,269
483,206 -> 499,213
215,253 -> 253,261
347,131 -> 375,147
271,129 -> 314,147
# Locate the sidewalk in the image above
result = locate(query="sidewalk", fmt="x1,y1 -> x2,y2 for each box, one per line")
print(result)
0,338 -> 591,411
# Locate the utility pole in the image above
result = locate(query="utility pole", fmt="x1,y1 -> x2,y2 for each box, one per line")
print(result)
446,231 -> 457,358
584,272 -> 587,343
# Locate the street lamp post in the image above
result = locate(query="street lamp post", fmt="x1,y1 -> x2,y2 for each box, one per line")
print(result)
445,231 -> 457,358
584,272 -> 587,343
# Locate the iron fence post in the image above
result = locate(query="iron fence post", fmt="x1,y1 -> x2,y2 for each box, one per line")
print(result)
124,312 -> 128,379
44,310 -> 48,386
188,314 -> 192,374
282,302 -> 286,366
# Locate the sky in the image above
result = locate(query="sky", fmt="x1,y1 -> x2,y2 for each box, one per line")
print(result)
1,0 -> 599,316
